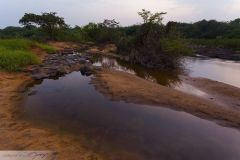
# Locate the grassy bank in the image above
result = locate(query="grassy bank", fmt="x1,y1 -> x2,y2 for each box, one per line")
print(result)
191,39 -> 240,51
0,39 -> 56,71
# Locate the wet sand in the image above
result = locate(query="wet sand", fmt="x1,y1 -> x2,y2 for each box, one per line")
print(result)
92,69 -> 240,128
181,76 -> 240,110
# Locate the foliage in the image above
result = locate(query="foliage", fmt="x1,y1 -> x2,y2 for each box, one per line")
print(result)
19,12 -> 67,40
168,19 -> 240,39
2,11 -> 239,70
0,26 -> 49,41
81,20 -> 122,43
160,38 -> 193,55
116,9 -> 192,69
138,9 -> 167,24
190,38 -> 240,51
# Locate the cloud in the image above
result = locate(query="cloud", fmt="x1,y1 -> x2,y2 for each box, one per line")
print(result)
0,0 -> 239,28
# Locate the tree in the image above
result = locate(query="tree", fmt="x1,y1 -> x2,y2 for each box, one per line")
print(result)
138,9 -> 166,24
99,19 -> 119,28
19,12 -> 67,40
117,9 -> 191,69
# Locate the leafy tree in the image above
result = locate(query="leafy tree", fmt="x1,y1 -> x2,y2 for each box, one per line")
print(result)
116,9 -> 191,69
19,12 -> 67,40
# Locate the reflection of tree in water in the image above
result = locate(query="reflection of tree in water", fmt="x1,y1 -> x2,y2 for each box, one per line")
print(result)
93,56 -> 182,87
116,59 -> 182,87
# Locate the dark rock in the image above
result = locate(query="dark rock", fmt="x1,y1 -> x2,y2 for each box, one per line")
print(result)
32,73 -> 49,80
25,49 -> 95,80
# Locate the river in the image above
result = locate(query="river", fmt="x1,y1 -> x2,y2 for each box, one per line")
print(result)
23,56 -> 240,160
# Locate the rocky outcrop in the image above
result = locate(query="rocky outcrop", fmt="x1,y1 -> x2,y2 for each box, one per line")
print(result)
24,49 -> 95,80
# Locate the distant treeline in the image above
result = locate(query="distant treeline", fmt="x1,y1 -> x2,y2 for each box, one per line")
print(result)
1,18 -> 240,41
0,11 -> 239,70
168,19 -> 240,39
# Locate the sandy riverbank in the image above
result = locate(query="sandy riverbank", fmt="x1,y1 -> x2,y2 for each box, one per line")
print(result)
92,69 -> 240,128
181,76 -> 240,110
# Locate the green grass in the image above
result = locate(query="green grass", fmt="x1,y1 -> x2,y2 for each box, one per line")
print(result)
0,39 -> 32,50
190,39 -> 240,51
0,39 -> 56,71
0,47 -> 40,71
34,42 -> 57,54
0,39 -> 57,53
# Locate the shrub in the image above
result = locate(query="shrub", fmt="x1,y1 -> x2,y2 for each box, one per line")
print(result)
160,38 -> 193,56
116,10 -> 192,70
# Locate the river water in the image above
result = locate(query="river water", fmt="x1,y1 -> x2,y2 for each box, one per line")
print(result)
23,56 -> 240,160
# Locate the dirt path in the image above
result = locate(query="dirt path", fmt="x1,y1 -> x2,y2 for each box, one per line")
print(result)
92,69 -> 240,128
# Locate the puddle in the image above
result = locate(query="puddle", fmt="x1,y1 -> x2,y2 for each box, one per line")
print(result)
23,71 -> 240,160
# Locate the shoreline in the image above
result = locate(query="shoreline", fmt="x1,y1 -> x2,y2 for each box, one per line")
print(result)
91,69 -> 240,128
0,71 -> 103,159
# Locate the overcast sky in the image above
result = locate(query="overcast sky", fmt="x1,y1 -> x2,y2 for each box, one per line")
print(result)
0,0 -> 240,28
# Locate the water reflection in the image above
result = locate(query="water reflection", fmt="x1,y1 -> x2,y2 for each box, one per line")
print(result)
24,72 -> 240,160
92,56 -> 182,87
93,56 -> 240,89
184,57 -> 240,88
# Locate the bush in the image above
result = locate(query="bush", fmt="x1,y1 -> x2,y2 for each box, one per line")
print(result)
160,38 -> 193,56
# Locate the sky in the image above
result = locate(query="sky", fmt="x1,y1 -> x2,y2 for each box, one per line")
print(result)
0,0 -> 240,28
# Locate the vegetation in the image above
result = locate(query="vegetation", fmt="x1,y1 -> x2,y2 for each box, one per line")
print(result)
190,39 -> 240,51
0,47 -> 39,71
34,42 -> 56,53
0,39 -> 55,71
1,10 -> 239,71
19,12 -> 67,40
167,19 -> 240,39
115,9 -> 192,69
0,39 -> 56,53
